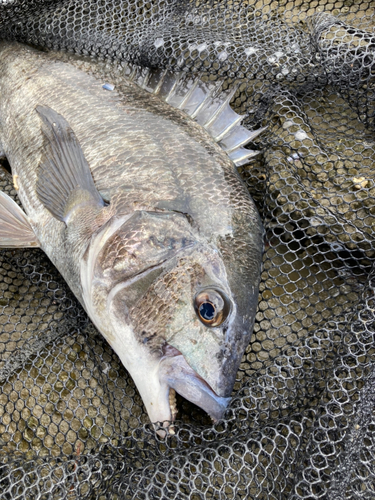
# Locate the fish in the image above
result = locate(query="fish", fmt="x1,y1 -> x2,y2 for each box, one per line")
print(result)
0,41 -> 264,431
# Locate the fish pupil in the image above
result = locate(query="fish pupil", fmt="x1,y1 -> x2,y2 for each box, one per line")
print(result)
199,302 -> 215,321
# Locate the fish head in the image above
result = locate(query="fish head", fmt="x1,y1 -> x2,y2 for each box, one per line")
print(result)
82,209 -> 261,428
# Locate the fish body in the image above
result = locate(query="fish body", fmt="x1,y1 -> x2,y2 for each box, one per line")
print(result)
0,41 -> 263,427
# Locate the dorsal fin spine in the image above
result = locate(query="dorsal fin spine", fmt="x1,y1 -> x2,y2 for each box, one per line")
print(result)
141,68 -> 151,87
153,69 -> 168,94
190,81 -> 222,119
122,61 -> 265,166
223,126 -> 268,153
203,86 -> 238,128
228,149 -> 259,166
177,80 -> 199,109
164,74 -> 182,104
214,114 -> 244,142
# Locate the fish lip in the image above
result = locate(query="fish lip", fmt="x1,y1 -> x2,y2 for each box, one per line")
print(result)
159,345 -> 231,423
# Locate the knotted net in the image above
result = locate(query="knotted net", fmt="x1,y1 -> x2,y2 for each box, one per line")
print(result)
0,1 -> 374,498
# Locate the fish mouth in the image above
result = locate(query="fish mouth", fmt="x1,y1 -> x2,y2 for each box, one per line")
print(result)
158,344 -> 231,426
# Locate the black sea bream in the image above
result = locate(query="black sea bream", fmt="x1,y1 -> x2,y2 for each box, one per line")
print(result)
0,41 -> 263,430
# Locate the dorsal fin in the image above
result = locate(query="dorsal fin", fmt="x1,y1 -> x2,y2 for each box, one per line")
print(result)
123,66 -> 266,167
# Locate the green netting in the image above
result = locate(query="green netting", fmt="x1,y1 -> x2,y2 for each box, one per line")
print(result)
0,1 -> 374,498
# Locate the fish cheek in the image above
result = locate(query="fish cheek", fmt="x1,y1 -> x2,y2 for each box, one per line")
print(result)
127,258 -> 203,349
108,266 -> 166,351
132,261 -> 225,382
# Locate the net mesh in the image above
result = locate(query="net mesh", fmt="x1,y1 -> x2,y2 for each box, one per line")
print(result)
0,0 -> 374,498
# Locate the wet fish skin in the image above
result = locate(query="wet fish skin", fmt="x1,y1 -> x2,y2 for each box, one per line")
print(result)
0,41 -> 263,426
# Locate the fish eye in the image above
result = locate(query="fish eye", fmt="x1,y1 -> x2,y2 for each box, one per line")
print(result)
194,289 -> 230,327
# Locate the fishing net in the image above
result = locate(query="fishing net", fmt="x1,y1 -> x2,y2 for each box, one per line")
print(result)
0,0 -> 374,498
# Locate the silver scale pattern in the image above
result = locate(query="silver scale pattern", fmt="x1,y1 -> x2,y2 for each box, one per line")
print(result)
0,0 -> 374,499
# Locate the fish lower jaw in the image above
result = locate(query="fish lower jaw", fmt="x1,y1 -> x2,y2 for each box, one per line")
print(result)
165,385 -> 216,436
159,348 -> 231,429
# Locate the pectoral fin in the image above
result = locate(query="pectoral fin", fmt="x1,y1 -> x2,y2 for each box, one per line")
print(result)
0,191 -> 40,248
35,105 -> 105,223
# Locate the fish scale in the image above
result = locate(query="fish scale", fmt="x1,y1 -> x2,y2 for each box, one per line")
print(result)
0,40 -> 263,429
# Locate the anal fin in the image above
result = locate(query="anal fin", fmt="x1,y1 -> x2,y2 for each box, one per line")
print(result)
0,191 -> 40,248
